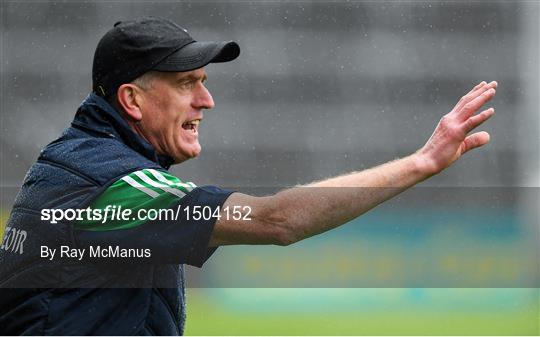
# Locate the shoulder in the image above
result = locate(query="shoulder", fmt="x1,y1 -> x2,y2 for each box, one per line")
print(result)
39,127 -> 160,186
100,169 -> 197,202
75,169 -> 197,231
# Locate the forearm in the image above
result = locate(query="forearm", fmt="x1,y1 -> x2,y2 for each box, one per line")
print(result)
211,153 -> 433,246
271,152 -> 432,243
308,152 -> 432,188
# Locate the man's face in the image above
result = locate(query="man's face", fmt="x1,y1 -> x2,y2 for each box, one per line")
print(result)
136,68 -> 214,163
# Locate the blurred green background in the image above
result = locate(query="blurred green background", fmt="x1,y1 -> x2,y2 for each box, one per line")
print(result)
180,204 -> 538,335
185,288 -> 538,335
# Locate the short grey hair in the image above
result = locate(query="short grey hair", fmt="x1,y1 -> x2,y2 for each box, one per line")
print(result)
130,70 -> 160,90
107,71 -> 160,106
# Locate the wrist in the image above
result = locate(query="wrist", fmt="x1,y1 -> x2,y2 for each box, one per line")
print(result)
410,151 -> 440,180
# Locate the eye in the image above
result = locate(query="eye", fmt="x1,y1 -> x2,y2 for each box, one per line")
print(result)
179,81 -> 196,90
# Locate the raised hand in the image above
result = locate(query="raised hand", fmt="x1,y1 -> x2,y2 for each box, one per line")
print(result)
417,81 -> 497,175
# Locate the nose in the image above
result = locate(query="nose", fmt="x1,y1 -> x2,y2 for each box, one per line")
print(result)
192,83 -> 215,110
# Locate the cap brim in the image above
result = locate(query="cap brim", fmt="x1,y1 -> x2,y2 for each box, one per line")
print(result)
152,41 -> 240,72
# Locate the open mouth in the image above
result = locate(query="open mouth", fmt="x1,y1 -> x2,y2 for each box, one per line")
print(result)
182,119 -> 200,133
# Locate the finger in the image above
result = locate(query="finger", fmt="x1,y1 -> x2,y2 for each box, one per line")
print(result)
461,131 -> 491,154
455,81 -> 497,112
454,82 -> 485,111
469,80 -> 497,97
466,81 -> 487,96
458,88 -> 496,120
464,107 -> 495,133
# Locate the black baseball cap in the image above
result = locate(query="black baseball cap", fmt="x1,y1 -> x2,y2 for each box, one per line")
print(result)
92,16 -> 240,98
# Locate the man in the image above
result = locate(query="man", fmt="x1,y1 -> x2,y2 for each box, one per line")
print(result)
0,16 -> 496,335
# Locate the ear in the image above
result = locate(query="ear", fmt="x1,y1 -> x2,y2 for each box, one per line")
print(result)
116,84 -> 143,122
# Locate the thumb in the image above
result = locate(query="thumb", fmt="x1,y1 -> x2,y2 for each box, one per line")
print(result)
461,131 -> 491,154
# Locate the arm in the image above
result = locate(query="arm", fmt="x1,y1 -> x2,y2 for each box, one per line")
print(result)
210,81 -> 498,246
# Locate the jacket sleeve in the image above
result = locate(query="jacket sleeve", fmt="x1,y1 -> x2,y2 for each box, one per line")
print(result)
74,169 -> 234,266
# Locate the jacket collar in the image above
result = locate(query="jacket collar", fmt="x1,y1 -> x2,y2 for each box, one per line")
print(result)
72,93 -> 175,169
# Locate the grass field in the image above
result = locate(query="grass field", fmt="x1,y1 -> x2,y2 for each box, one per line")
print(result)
185,288 -> 539,335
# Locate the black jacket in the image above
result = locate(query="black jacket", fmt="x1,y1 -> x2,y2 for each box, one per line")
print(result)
0,93 -> 231,335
